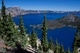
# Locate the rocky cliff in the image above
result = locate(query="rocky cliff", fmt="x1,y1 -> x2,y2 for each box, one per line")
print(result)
0,6 -> 27,17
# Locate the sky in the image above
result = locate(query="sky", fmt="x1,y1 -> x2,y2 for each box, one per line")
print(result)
0,0 -> 80,11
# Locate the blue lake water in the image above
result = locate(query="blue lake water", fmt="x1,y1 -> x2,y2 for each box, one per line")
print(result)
13,13 -> 78,50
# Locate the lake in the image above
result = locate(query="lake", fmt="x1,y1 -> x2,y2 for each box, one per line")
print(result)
13,13 -> 78,50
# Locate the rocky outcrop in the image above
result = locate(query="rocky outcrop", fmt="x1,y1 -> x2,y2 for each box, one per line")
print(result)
0,6 -> 29,17
5,6 -> 28,17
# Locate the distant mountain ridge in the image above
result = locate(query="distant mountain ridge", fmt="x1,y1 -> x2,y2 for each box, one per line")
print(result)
0,6 -> 80,17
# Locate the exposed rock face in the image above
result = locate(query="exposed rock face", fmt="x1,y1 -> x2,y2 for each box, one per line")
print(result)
48,49 -> 54,53
0,6 -> 29,17
5,6 -> 28,17
78,48 -> 80,53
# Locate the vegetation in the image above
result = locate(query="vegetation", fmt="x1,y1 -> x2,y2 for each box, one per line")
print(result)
72,23 -> 80,53
0,0 -> 80,53
48,37 -> 54,50
66,47 -> 70,53
19,14 -> 28,48
60,44 -> 64,53
30,28 -> 37,49
54,39 -> 60,53
1,0 -> 19,47
41,14 -> 48,52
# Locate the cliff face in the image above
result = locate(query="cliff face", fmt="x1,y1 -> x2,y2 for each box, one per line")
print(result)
0,6 -> 28,17
5,6 -> 28,17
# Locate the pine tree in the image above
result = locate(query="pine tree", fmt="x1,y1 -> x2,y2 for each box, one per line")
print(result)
19,14 -> 28,48
0,0 -> 8,38
60,44 -> 64,53
0,17 -> 3,35
0,0 -> 20,47
66,47 -> 70,53
30,28 -> 37,49
0,1 -> 20,48
55,39 -> 59,53
38,44 -> 42,51
48,37 -> 54,50
4,13 -> 19,47
72,32 -> 78,53
1,0 -> 6,20
41,14 -> 48,52
72,23 -> 80,53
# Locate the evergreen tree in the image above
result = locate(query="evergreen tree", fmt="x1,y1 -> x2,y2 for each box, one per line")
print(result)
55,39 -> 59,53
0,0 -> 19,47
30,28 -> 37,49
60,44 -> 64,53
66,47 -> 70,53
38,44 -> 42,51
41,14 -> 48,52
1,0 -> 6,20
0,0 -> 8,38
72,23 -> 80,53
4,13 -> 19,47
48,37 -> 54,50
0,17 -> 3,35
28,33 -> 31,44
72,32 -> 78,53
19,14 -> 28,47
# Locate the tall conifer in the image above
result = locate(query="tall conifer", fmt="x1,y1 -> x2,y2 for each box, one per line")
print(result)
1,0 -> 6,19
48,37 -> 54,50
1,0 -> 8,38
60,44 -> 64,53
41,14 -> 48,52
19,14 -> 28,47
30,28 -> 37,49
5,13 -> 19,47
72,23 -> 80,53
66,47 -> 70,53
55,39 -> 59,53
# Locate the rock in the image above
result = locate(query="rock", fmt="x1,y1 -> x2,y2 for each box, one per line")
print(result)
5,6 -> 28,17
48,49 -> 54,53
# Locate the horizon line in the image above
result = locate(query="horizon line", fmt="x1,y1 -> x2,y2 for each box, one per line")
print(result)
0,6 -> 80,12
